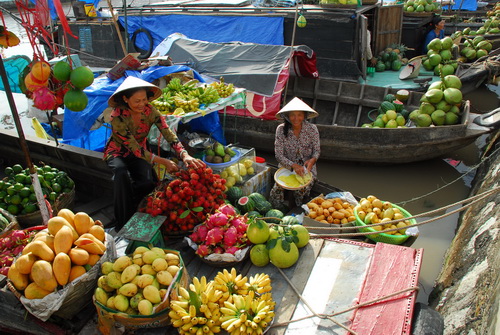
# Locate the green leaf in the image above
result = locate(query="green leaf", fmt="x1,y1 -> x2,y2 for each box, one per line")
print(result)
188,289 -> 201,314
281,239 -> 291,253
179,209 -> 191,219
266,238 -> 277,250
192,206 -> 204,212
292,235 -> 299,244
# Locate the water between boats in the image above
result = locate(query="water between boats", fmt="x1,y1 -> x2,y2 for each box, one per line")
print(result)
1,10 -> 499,305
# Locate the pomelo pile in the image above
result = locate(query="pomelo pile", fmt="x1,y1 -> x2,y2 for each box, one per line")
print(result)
403,0 -> 441,13
361,91 -> 411,128
409,74 -> 463,127
422,37 -> 459,76
23,59 -> 94,112
375,44 -> 409,73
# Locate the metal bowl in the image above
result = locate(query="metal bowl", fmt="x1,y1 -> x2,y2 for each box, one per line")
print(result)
188,137 -> 214,151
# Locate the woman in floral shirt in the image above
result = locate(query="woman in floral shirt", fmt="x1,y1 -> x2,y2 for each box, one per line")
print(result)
104,76 -> 203,230
269,97 -> 320,208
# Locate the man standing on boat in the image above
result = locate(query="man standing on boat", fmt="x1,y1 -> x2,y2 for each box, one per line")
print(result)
269,97 -> 320,208
103,76 -> 203,231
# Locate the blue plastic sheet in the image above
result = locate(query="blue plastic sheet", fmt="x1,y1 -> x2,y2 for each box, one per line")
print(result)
118,15 -> 284,53
446,0 -> 477,11
0,55 -> 30,93
62,65 -> 226,151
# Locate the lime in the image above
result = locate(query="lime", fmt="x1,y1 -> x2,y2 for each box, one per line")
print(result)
24,203 -> 37,214
12,164 -> 23,174
49,191 -> 57,202
67,179 -> 75,189
0,190 -> 6,199
10,194 -> 21,205
36,167 -> 44,175
42,165 -> 52,172
51,167 -> 59,173
44,172 -> 55,181
4,167 -> 14,176
63,188 -> 72,193
6,186 -> 16,196
21,197 -> 29,206
14,173 -> 26,184
0,181 -> 5,190
19,187 -> 31,198
38,175 -> 45,184
4,195 -> 11,203
52,183 -> 62,193
7,204 -> 19,215
29,193 -> 37,202
0,203 -> 6,210
14,183 -> 24,191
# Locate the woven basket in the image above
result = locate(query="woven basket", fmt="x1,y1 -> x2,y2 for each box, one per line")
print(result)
354,203 -> 415,245
403,11 -> 434,17
16,187 -> 75,228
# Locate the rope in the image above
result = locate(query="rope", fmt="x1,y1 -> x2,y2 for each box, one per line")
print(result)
305,186 -> 499,237
271,267 -> 419,333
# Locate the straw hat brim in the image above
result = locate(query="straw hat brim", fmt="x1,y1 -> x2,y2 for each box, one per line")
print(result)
108,76 -> 162,108
276,97 -> 318,120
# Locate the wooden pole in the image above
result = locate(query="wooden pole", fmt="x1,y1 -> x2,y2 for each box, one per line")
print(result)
107,0 -> 127,56
282,4 -> 300,104
0,56 -> 50,224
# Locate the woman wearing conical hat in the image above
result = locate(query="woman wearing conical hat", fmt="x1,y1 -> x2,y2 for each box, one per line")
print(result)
103,76 -> 204,231
269,97 -> 320,208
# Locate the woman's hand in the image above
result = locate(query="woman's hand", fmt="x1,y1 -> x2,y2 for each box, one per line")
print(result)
292,163 -> 306,176
156,156 -> 180,173
183,154 -> 205,169
304,158 -> 317,172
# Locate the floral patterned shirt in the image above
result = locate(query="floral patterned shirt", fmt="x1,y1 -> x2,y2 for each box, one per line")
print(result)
103,104 -> 184,162
275,121 -> 320,176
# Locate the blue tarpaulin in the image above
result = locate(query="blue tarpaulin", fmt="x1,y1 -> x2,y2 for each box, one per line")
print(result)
446,0 -> 477,11
0,55 -> 30,93
118,15 -> 284,53
62,65 -> 226,152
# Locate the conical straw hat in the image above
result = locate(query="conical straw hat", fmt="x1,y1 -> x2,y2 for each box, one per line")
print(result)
108,76 -> 162,108
276,97 -> 318,120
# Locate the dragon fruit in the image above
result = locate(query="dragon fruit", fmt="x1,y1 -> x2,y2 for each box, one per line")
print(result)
206,212 -> 229,229
206,227 -> 224,245
225,246 -> 240,255
32,87 -> 57,111
213,246 -> 224,254
230,216 -> 248,234
223,226 -> 239,247
217,204 -> 237,217
10,230 -> 27,244
196,225 -> 209,241
196,244 -> 211,257
0,267 -> 9,276
189,230 -> 202,243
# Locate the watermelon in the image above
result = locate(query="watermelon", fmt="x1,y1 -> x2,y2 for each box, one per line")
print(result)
226,186 -> 243,203
237,196 -> 255,214
391,60 -> 402,71
248,192 -> 267,204
392,100 -> 404,112
247,210 -> 262,218
380,101 -> 395,113
389,51 -> 399,62
384,94 -> 396,102
265,209 -> 284,224
254,200 -> 272,216
282,215 -> 299,225
375,62 -> 386,72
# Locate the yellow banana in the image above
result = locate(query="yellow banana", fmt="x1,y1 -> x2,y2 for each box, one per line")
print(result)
179,287 -> 191,300
191,317 -> 199,326
181,322 -> 194,332
182,315 -> 193,324
172,318 -> 184,328
189,305 -> 196,318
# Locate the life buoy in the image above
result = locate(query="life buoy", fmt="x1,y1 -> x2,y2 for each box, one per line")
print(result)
131,28 -> 153,59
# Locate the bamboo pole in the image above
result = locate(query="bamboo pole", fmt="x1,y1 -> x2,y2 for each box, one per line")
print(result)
107,0 -> 127,57
0,56 -> 50,224
282,4 -> 300,104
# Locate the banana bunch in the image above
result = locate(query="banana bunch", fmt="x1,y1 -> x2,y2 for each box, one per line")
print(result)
213,268 -> 249,303
190,86 -> 220,105
247,273 -> 273,296
165,78 -> 184,93
220,292 -> 275,335
151,90 -> 174,114
173,92 -> 200,113
169,277 -> 223,335
210,77 -> 235,98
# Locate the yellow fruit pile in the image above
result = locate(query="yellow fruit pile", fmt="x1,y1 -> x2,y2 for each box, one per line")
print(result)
94,246 -> 181,316
306,197 -> 356,224
8,209 -> 106,299
354,195 -> 412,235
169,268 -> 275,335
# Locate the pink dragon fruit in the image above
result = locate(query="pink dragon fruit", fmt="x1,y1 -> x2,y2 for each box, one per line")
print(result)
206,227 -> 224,245
224,246 -> 240,255
230,216 -> 249,235
0,267 -> 9,276
196,225 -> 209,241
213,246 -> 224,254
10,230 -> 27,244
32,87 -> 57,111
12,245 -> 24,256
196,244 -> 211,257
217,204 -> 237,217
223,226 -> 239,247
189,230 -> 202,243
206,212 -> 229,229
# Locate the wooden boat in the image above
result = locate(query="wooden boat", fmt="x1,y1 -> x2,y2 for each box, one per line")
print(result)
222,77 -> 492,164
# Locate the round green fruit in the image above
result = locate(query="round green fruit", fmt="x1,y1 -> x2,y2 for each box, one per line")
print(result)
64,89 -> 88,112
246,219 -> 270,244
70,66 -> 94,89
268,238 -> 299,269
291,225 -> 310,248
53,61 -> 72,82
250,244 -> 270,267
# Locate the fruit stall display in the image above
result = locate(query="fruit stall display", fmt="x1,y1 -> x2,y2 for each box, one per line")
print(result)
0,225 -> 45,276
455,15 -> 500,37
409,74 -> 463,127
305,197 -> 356,225
403,0 -> 442,14
361,91 -> 412,128
140,167 -> 227,234
375,44 -> 409,73
0,164 -> 75,216
421,36 -> 459,76
151,77 -> 235,116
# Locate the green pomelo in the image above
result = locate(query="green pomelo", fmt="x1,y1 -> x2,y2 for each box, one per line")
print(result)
246,219 -> 270,244
431,110 -> 446,126
249,244 -> 270,267
361,123 -> 372,128
443,88 -> 463,105
291,225 -> 310,248
415,4 -> 425,12
53,61 -> 72,82
64,89 -> 88,112
406,5 -> 414,12
416,113 -> 432,127
70,66 -> 94,89
425,89 -> 444,104
385,119 -> 398,128
381,114 -> 389,124
424,3 -> 434,11
396,115 -> 406,126
441,37 -> 453,49
445,112 -> 459,125
268,238 -> 299,269
385,110 -> 397,120
443,75 -> 462,89
373,118 -> 385,128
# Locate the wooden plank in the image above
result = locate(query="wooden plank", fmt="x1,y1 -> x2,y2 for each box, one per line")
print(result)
350,243 -> 423,335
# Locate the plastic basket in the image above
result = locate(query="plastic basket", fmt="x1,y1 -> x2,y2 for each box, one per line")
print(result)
203,149 -> 241,169
354,203 -> 415,245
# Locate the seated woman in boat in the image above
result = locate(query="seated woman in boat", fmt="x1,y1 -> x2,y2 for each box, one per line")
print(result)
104,76 -> 203,231
269,97 -> 320,209
422,15 -> 445,54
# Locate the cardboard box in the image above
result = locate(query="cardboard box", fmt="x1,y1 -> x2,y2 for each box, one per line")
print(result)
106,53 -> 141,81
240,164 -> 272,198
